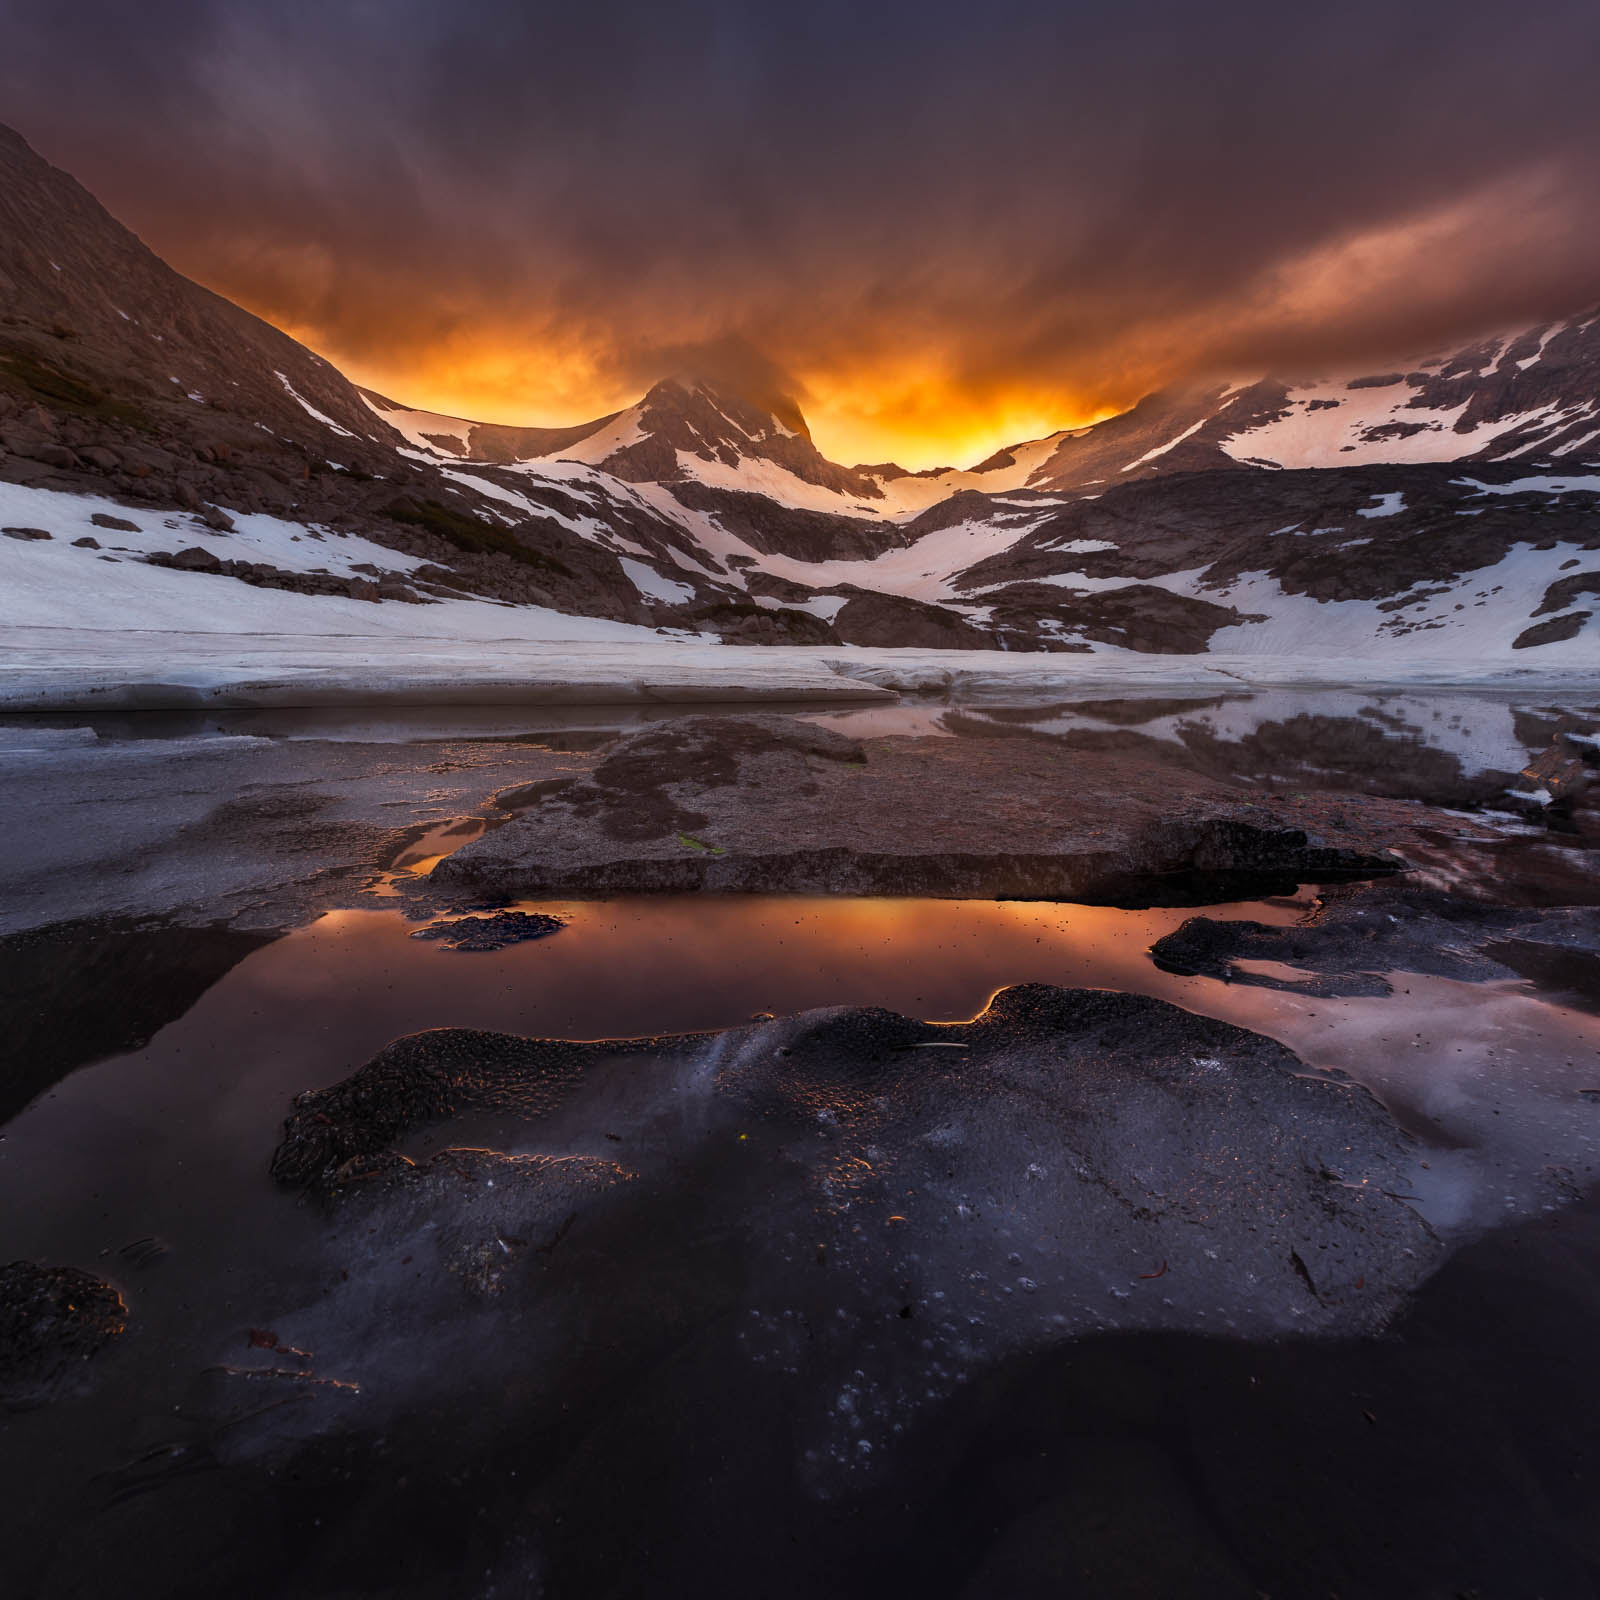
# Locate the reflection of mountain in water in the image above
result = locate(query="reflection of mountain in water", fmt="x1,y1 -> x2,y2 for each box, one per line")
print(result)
941,690 -> 1600,810
0,919 -> 276,1125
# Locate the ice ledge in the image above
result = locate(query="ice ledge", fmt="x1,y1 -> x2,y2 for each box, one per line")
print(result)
0,629 -> 1593,711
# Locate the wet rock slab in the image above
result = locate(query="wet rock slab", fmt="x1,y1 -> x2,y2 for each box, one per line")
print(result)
273,985 -> 1438,1343
243,985 -> 1445,1591
432,714 -> 1417,903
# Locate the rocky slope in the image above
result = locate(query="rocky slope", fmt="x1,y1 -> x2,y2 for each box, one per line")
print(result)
0,124 -> 761,633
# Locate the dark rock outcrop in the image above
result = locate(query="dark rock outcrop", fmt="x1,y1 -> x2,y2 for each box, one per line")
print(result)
831,588 -> 993,649
0,1261 -> 126,1411
1515,611 -> 1590,649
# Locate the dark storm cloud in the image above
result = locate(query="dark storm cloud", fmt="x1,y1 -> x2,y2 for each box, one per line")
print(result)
3,0 -> 1599,459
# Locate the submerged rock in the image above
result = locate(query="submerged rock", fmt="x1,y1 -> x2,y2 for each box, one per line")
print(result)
407,908 -> 566,951
0,1261 -> 126,1411
433,714 -> 1404,903
1152,890 -> 1600,1002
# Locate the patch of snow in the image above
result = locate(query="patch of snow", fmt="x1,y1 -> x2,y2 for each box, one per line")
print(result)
0,481 -> 687,647
759,594 -> 849,623
1357,492 -> 1407,518
360,393 -> 474,453
1551,428 -> 1600,459
555,408 -> 650,466
1204,541 -> 1598,660
746,515 -> 1053,603
1219,376 -> 1583,469
1455,474 -> 1600,496
275,372 -> 356,438
1036,537 -> 1119,555
1515,323 -> 1565,370
619,558 -> 696,605
1119,414 -> 1209,471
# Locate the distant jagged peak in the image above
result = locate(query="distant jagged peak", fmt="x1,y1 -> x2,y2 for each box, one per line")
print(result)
640,370 -> 812,443
634,371 -> 808,445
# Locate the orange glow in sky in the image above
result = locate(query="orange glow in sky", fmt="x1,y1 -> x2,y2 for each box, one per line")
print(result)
295,324 -> 1124,471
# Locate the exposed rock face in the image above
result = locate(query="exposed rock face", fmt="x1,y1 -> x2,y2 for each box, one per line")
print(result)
1516,611 -> 1590,648
665,479 -> 904,560
0,125 -> 382,448
982,580 -> 1265,653
431,714 -> 1406,902
831,588 -> 994,649
0,1261 -> 126,1411
690,601 -> 841,645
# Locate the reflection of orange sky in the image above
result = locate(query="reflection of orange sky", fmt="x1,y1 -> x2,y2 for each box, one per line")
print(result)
300,895 -> 1309,1038
298,325 -> 1125,471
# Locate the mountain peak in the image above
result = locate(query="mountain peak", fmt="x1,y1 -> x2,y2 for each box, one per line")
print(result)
641,372 -> 812,442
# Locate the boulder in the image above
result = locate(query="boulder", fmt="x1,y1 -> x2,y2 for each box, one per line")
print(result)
168,546 -> 223,572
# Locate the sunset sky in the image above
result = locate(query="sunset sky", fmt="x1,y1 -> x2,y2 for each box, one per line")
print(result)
5,0 -> 1599,468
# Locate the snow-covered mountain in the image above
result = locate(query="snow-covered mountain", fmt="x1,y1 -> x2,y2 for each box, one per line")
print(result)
0,123 -> 775,633
363,376 -> 1087,519
1,118 -> 1596,662
1009,322 -> 1600,493
368,312 -> 1600,514
367,375 -> 889,504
